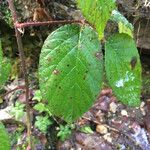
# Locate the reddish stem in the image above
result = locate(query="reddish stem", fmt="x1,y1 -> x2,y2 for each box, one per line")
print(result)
8,0 -> 32,149
15,20 -> 84,28
2,86 -> 25,97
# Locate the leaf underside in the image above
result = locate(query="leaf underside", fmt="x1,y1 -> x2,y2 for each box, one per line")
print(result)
77,0 -> 116,39
111,10 -> 134,37
0,122 -> 11,150
105,33 -> 141,106
39,24 -> 103,122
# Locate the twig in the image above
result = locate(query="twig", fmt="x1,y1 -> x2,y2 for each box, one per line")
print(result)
2,85 -> 25,97
8,0 -> 33,149
15,20 -> 85,28
82,116 -> 119,132
82,116 -> 143,149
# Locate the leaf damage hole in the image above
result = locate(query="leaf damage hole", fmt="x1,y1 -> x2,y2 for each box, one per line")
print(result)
130,56 -> 137,70
53,69 -> 60,75
95,52 -> 103,59
47,57 -> 52,62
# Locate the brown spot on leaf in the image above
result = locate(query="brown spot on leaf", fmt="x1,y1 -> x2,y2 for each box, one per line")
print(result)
53,69 -> 60,75
130,56 -> 137,70
95,52 -> 103,59
47,57 -> 51,62
83,75 -> 86,80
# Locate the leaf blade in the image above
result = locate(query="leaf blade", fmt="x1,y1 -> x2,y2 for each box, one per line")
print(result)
105,33 -> 141,106
111,10 -> 134,37
77,0 -> 116,39
39,24 -> 103,122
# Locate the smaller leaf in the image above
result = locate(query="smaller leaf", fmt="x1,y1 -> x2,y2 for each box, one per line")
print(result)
35,116 -> 52,133
57,124 -> 72,141
10,102 -> 25,120
80,126 -> 94,134
77,0 -> 116,39
32,90 -> 42,102
34,103 -> 46,113
105,33 -> 141,106
111,10 -> 134,37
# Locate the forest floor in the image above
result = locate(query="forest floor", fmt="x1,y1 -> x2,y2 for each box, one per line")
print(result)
0,54 -> 149,150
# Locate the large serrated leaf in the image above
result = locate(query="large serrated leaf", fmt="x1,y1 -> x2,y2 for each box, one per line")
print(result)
0,122 -> 11,150
105,33 -> 141,106
0,40 -> 11,87
111,10 -> 134,37
77,0 -> 116,39
39,24 -> 103,122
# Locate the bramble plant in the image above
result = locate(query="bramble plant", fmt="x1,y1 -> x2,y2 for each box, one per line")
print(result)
33,90 -> 53,133
56,124 -> 75,141
0,0 -> 142,148
39,0 -> 141,123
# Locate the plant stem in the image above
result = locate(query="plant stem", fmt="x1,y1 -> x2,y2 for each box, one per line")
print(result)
15,20 -> 85,28
8,0 -> 32,149
2,85 -> 25,97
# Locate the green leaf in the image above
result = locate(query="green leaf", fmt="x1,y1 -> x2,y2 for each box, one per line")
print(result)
35,116 -> 52,133
34,103 -> 46,113
0,40 -> 11,87
39,24 -> 103,122
105,33 -> 141,106
57,124 -> 72,141
32,90 -> 42,102
0,122 -> 11,150
80,125 -> 94,134
10,102 -> 25,120
111,10 -> 134,37
77,0 -> 116,39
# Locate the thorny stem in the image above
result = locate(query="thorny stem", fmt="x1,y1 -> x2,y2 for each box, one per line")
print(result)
15,20 -> 85,28
8,0 -> 33,149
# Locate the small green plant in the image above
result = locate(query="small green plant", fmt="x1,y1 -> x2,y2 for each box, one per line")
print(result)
57,124 -> 75,141
35,116 -> 52,133
33,90 -> 51,115
80,125 -> 94,134
33,90 -> 53,133
32,90 -> 42,102
10,102 -> 25,120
